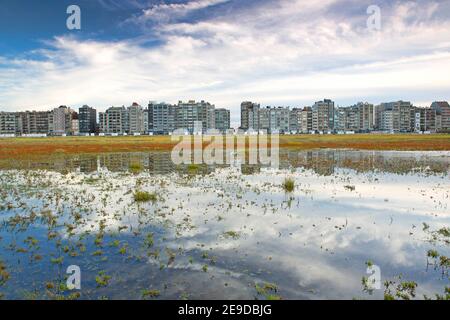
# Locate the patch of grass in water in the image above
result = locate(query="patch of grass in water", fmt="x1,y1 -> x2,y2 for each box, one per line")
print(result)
427,250 -> 439,259
95,271 -> 111,287
144,233 -> 154,247
187,164 -> 200,173
0,260 -> 10,286
50,257 -> 64,265
83,177 -> 100,185
344,185 -> 356,192
384,279 -> 418,300
129,162 -> 143,174
134,191 -> 157,203
255,282 -> 281,300
119,246 -> 127,255
223,231 -> 240,240
92,250 -> 103,256
437,227 -> 450,238
282,178 -> 295,193
142,289 -> 160,299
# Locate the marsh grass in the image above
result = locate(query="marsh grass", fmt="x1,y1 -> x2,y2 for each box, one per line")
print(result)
187,164 -> 200,174
129,163 -> 143,174
255,282 -> 281,300
0,260 -> 10,285
1,134 -> 449,163
134,191 -> 157,202
95,271 -> 111,287
84,177 -> 100,185
383,278 -> 418,300
142,289 -> 160,299
282,178 -> 295,192
223,231 -> 240,240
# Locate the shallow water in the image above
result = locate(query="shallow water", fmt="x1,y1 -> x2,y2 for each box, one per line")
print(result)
0,150 -> 449,300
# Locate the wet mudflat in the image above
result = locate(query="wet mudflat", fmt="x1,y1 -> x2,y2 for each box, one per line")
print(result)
0,150 -> 449,300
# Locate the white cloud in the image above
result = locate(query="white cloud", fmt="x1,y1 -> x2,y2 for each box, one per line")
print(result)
0,0 -> 450,127
131,0 -> 230,25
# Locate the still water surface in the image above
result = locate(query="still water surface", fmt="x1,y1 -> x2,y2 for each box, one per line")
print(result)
0,150 -> 449,299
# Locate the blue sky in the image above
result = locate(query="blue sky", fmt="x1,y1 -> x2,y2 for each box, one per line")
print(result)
1,0 -> 450,126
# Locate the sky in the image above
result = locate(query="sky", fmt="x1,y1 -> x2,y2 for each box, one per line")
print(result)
0,0 -> 450,126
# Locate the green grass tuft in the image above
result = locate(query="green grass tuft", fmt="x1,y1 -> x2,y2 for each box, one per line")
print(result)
129,162 -> 143,174
134,191 -> 157,202
282,178 -> 295,192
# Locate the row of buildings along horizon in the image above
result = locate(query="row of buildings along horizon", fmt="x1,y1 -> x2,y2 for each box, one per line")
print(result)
0,99 -> 449,137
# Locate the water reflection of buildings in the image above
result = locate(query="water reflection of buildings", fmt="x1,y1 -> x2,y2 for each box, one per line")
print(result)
0,150 -> 448,175
283,150 -> 450,175
96,152 -> 217,175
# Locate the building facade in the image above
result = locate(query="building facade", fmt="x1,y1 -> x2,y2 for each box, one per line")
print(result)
431,101 -> 450,132
148,102 -> 176,135
358,102 -> 375,131
0,112 -> 18,135
289,108 -> 302,133
99,106 -> 128,134
336,102 -> 374,132
52,106 -> 77,136
17,111 -> 52,135
269,107 -> 290,133
175,100 -> 215,134
79,105 -> 97,134
214,108 -> 231,132
241,101 -> 260,131
375,101 -> 414,132
413,107 -> 441,133
300,107 -> 313,133
312,99 -> 335,132
128,103 -> 145,134
258,107 -> 271,133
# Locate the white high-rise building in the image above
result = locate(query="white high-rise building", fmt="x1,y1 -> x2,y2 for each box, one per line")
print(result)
128,102 -> 145,134
52,106 -> 77,136
175,100 -> 215,134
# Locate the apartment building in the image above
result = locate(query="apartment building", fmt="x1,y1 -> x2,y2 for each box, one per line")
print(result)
289,108 -> 302,133
79,105 -> 97,134
258,107 -> 271,133
214,108 -> 231,132
312,99 -> 335,132
17,110 -> 52,135
269,107 -> 290,133
250,106 -> 293,134
380,110 -> 394,132
413,107 -> 441,133
175,100 -> 215,134
337,105 -> 359,131
128,103 -> 145,134
375,101 -> 413,132
0,112 -> 18,135
300,107 -> 313,133
431,101 -> 450,132
143,108 -> 149,133
148,102 -> 175,135
358,102 -> 375,131
394,101 -> 413,132
337,102 -> 374,132
53,106 -> 78,136
99,106 -> 128,134
241,101 -> 260,131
